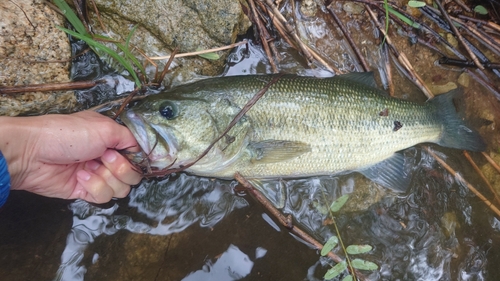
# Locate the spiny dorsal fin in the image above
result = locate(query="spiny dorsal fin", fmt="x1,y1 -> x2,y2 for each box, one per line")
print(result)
248,140 -> 311,164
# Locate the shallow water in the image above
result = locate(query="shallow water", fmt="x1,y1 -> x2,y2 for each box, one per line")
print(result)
1,1 -> 500,280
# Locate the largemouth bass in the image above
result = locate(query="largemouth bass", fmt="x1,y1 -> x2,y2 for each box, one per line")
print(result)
121,73 -> 485,192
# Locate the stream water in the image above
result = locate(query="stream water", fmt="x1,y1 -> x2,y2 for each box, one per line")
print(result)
1,2 -> 499,280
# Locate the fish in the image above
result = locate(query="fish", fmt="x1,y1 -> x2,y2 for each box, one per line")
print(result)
120,73 -> 485,194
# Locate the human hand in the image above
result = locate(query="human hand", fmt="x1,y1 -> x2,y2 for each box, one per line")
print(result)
0,111 -> 142,203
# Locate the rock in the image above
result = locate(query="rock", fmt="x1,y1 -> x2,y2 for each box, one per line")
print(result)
91,0 -> 251,85
342,2 -> 365,15
457,72 -> 470,87
428,81 -> 457,95
0,0 -> 75,116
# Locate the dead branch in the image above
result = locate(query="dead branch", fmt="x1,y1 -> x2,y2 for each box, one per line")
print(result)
463,151 -> 500,206
0,80 -> 105,95
425,147 -> 500,218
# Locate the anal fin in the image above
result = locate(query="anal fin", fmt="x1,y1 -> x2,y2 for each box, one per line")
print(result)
357,153 -> 411,192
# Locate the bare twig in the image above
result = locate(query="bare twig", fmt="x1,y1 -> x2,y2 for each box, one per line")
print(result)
451,0 -> 472,13
154,47 -> 178,85
434,0 -> 485,70
248,0 -> 278,73
149,41 -> 248,60
326,4 -> 370,72
0,80 -> 105,95
89,95 -> 146,112
425,147 -> 500,218
262,0 -> 341,74
463,151 -> 500,206
482,152 -> 500,174
234,172 -> 367,281
365,6 -> 434,99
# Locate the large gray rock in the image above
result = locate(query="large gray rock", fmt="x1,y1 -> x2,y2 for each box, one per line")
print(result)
0,0 -> 75,116
91,0 -> 251,85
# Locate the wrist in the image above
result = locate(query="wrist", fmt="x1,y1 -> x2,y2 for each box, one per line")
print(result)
0,116 -> 40,190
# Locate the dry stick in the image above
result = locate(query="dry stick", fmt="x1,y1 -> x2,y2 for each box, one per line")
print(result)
89,95 -> 146,112
89,0 -> 107,32
249,0 -> 279,73
463,151 -> 500,206
350,0 -> 467,61
234,173 -> 367,281
424,147 -> 500,217
146,75 -> 285,177
482,152 -> 500,174
257,0 -> 298,50
262,0 -> 341,74
382,43 -> 395,96
0,80 -> 105,95
365,6 -> 434,99
458,20 -> 500,57
451,0 -> 472,13
155,47 -> 179,85
325,4 -> 370,72
457,15 -> 500,34
149,40 -> 248,60
434,0 -> 485,70
254,1 -> 282,62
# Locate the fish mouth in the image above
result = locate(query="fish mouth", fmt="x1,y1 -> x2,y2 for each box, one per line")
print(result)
121,110 -> 178,169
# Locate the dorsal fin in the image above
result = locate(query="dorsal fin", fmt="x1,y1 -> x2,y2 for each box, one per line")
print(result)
336,72 -> 378,88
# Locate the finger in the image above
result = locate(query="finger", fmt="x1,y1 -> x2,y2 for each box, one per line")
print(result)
84,159 -> 131,198
101,149 -> 142,185
76,170 -> 115,203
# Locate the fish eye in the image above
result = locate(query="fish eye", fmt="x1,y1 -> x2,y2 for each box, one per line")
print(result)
159,101 -> 178,120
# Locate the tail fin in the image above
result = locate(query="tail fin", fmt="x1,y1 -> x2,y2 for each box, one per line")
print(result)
431,90 -> 486,152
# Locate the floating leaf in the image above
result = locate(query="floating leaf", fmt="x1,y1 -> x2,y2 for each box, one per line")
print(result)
321,236 -> 339,256
342,275 -> 354,281
474,5 -> 488,15
408,1 -> 426,8
324,261 -> 347,280
346,245 -> 373,255
351,258 -> 378,271
330,194 -> 349,212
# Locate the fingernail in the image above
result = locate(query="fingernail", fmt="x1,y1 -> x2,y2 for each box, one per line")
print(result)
86,161 -> 100,171
77,170 -> 91,181
102,150 -> 117,163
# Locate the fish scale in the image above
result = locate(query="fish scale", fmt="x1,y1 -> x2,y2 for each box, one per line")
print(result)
121,73 -> 484,191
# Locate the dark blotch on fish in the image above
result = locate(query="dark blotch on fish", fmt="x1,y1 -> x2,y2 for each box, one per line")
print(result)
393,121 -> 403,131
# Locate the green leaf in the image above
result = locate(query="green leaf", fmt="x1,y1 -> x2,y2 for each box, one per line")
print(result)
57,26 -> 141,87
321,236 -> 339,256
387,7 -> 421,29
330,194 -> 349,212
198,52 -> 220,60
474,5 -> 488,15
126,25 -> 139,48
346,245 -> 373,255
53,0 -> 88,36
324,261 -> 347,280
342,275 -> 354,281
408,1 -> 426,8
351,258 -> 378,271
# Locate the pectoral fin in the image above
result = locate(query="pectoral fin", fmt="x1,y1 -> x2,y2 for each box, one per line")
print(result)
248,140 -> 311,164
357,152 -> 411,192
